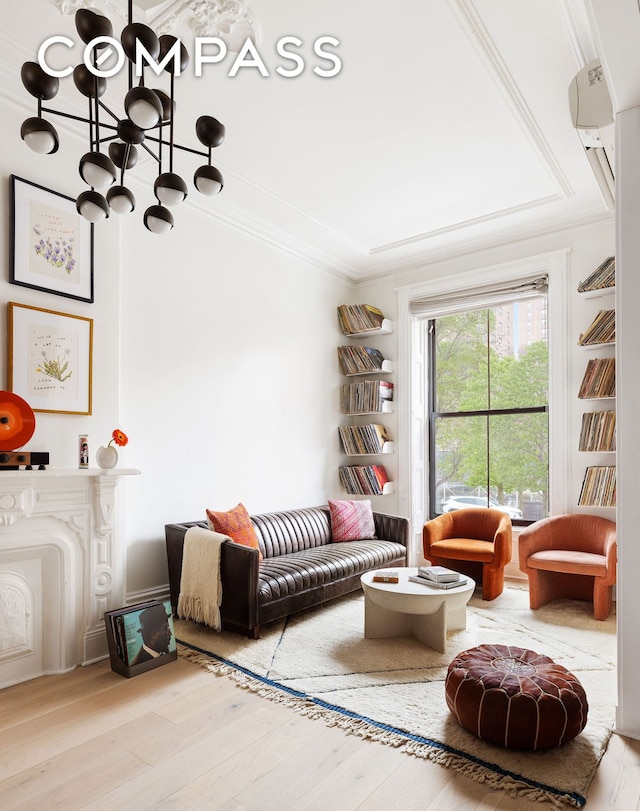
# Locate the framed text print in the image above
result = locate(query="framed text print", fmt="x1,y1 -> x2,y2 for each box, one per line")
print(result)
8,302 -> 93,415
10,175 -> 94,303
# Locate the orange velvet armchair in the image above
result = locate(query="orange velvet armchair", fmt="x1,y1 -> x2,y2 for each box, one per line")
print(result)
423,508 -> 513,601
518,514 -> 617,620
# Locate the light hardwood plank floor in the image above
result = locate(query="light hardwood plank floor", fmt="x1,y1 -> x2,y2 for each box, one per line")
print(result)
1,654 -> 639,810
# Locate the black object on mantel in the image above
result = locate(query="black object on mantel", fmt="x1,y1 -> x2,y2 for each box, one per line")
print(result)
0,451 -> 49,470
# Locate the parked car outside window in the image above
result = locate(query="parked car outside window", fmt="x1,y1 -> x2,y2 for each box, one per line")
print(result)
441,495 -> 523,520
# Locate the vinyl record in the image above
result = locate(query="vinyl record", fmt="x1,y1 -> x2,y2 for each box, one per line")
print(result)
0,391 -> 36,451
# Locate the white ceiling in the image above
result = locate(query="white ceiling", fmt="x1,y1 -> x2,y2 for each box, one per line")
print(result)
5,0 -> 620,281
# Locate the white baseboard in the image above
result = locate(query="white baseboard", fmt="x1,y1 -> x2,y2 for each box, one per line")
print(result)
126,585 -> 170,606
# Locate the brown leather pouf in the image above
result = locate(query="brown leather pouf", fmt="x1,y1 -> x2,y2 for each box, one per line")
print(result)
445,644 -> 588,750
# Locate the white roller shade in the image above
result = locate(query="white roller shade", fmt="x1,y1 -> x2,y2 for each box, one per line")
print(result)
409,274 -> 548,319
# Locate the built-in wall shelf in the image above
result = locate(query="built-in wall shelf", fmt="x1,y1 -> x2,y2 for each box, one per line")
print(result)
577,256 -> 615,297
576,258 -> 616,508
345,319 -> 393,337
341,442 -> 395,457
337,304 -> 395,496
579,286 -> 615,299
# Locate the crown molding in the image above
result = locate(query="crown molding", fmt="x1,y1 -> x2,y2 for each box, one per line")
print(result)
352,207 -> 615,286
557,0 -> 600,67
8,2 -> 615,286
448,0 -> 574,200
367,194 -> 563,256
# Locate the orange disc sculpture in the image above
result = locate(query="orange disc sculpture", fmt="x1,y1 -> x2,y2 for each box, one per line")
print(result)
0,391 -> 36,451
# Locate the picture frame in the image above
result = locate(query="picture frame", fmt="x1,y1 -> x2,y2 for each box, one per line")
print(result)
10,175 -> 94,303
8,302 -> 93,415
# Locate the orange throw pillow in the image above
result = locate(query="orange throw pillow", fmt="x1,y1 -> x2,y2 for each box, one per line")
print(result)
206,503 -> 262,560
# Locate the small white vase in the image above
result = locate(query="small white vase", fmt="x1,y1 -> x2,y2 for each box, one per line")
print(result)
96,445 -> 118,469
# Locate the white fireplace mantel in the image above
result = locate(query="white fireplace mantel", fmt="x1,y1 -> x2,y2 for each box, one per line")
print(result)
0,468 -> 140,688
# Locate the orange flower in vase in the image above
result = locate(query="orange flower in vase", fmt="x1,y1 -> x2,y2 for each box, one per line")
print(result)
109,429 -> 129,448
96,428 -> 129,469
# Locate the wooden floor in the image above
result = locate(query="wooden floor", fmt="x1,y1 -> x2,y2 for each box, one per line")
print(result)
1,653 -> 639,810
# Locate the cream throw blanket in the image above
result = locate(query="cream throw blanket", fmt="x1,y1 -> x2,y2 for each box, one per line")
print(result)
177,526 -> 231,631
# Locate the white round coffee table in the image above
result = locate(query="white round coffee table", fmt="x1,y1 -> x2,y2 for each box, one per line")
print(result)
360,568 -> 476,652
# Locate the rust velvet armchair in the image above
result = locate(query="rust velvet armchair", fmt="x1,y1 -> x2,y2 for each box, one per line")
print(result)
518,513 -> 617,620
423,508 -> 513,601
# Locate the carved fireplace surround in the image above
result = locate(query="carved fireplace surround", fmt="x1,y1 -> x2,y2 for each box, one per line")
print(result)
0,468 -> 139,688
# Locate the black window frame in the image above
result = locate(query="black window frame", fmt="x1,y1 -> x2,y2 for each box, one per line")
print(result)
427,308 -> 549,527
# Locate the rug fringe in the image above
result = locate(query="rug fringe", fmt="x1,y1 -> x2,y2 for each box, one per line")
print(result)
179,645 -> 583,809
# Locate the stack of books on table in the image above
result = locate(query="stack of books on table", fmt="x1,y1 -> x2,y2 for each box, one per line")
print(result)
408,566 -> 467,589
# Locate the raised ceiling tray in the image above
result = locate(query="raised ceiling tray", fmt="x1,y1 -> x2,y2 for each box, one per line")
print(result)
0,391 -> 36,451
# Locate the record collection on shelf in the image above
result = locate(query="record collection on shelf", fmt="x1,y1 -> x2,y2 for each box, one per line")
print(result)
577,309 -> 615,346
577,256 -> 615,293
340,379 -> 394,414
337,345 -> 392,376
336,303 -> 394,496
339,464 -> 391,495
578,410 -> 616,452
339,423 -> 392,455
337,303 -> 386,334
576,258 -> 616,509
578,357 -> 615,399
578,465 -> 616,507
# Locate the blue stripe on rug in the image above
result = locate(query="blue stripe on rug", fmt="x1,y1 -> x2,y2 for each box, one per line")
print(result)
177,637 -> 586,808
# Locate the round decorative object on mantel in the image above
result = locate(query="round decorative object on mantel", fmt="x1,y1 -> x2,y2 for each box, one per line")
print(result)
0,391 -> 36,450
96,445 -> 118,469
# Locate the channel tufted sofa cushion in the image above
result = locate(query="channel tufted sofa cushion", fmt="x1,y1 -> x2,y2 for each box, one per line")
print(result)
445,644 -> 588,750
166,505 -> 408,639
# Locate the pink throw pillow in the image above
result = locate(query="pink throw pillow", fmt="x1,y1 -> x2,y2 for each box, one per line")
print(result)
328,499 -> 376,542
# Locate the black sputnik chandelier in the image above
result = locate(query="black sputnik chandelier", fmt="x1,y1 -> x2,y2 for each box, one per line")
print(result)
19,2 -> 225,234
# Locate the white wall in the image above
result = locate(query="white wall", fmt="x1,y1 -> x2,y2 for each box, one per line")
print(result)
0,95 -> 352,599
612,106 -> 640,739
117,207 -> 351,593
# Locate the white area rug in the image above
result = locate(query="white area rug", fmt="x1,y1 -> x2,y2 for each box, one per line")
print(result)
176,586 -> 616,809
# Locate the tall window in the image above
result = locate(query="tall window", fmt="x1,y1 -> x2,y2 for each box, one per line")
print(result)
428,297 -> 549,524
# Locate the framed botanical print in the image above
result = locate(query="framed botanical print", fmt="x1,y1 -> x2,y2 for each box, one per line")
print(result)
10,175 -> 94,303
8,302 -> 93,415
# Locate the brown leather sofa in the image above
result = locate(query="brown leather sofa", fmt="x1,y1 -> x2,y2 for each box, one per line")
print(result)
165,505 -> 409,638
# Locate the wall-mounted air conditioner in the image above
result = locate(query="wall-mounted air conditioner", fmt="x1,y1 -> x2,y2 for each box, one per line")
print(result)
568,59 -> 615,211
